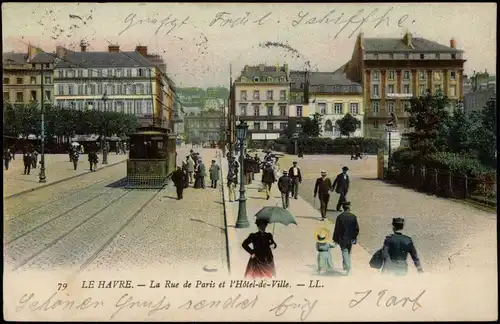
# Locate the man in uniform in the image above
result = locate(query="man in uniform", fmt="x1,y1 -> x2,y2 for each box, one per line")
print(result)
288,161 -> 302,200
332,166 -> 350,211
313,170 -> 332,221
381,218 -> 424,276
277,170 -> 292,209
332,201 -> 359,275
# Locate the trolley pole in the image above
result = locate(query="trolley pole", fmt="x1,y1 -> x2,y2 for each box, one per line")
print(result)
39,63 -> 47,183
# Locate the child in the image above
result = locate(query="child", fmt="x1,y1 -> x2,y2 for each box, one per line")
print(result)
315,227 -> 337,274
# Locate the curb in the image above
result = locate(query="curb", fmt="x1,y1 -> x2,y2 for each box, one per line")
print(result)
5,159 -> 128,200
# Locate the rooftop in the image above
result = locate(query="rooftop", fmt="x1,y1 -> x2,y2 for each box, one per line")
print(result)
237,64 -> 288,82
364,35 -> 463,53
55,51 -> 155,68
3,52 -> 28,65
289,70 -> 361,92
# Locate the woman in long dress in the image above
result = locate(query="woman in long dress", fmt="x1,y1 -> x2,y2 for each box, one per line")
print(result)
315,228 -> 336,274
242,219 -> 277,278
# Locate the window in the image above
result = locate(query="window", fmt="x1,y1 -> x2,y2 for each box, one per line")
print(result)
387,101 -> 395,113
3,77 -> 9,84
267,122 -> 274,130
419,71 -> 426,80
419,85 -> 426,95
253,77 -> 259,82
78,69 -> 83,77
77,101 -> 83,111
267,77 -> 272,83
388,84 -> 395,94
135,101 -> 143,115
280,90 -> 286,100
58,84 -> 64,95
334,103 -> 343,114
45,90 -> 51,101
388,71 -> 395,80
420,54 -> 425,59
16,92 -> 23,102
267,105 -> 273,116
451,54 -> 456,59
373,120 -> 379,128
240,90 -> 247,100
97,101 -> 104,111
253,104 -> 260,116
4,92 -> 10,101
254,122 -> 261,130
30,76 -> 36,84
296,105 -> 303,117
389,54 -> 394,59
279,105 -> 287,116
280,122 -> 287,130
372,71 -> 380,81
108,69 -> 113,77
435,54 -> 440,59
58,71 -> 63,78
78,84 -> 83,95
137,84 -> 144,95
374,54 -> 379,60
434,85 -> 442,95
106,84 -> 113,95
146,101 -> 153,114
266,90 -> 273,100
450,71 -> 456,80
127,102 -> 133,114
372,84 -> 380,96
239,103 -> 247,116
280,77 -> 285,82
433,71 -> 442,81
350,103 -> 359,115
404,84 -> 410,94
253,90 -> 260,100
68,84 -> 74,95
449,85 -> 457,97
45,76 -> 51,84
404,53 -> 409,59
89,70 -> 94,78
68,70 -> 75,78
16,77 -> 23,84
98,69 -> 103,77
97,83 -> 103,95
318,102 -> 326,114
126,69 -> 132,77
30,90 -> 37,101
372,101 -> 380,113
403,71 -> 410,80
116,69 -> 123,77
146,83 -> 152,94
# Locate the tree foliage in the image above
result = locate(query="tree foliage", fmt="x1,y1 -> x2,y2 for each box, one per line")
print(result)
335,113 -> 360,138
469,98 -> 497,168
301,113 -> 322,137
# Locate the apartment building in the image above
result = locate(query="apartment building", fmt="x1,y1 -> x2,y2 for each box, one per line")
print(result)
233,64 -> 290,141
345,32 -> 466,138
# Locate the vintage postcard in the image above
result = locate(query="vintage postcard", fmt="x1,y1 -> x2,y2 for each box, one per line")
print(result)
3,2 -> 497,321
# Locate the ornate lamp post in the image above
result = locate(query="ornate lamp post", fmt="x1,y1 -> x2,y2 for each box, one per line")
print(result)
39,63 -> 47,183
235,120 -> 250,229
102,93 -> 108,164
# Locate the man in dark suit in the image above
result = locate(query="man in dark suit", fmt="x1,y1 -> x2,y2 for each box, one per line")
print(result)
332,166 -> 350,211
332,201 -> 359,275
277,170 -> 293,209
381,218 -> 424,276
23,151 -> 33,175
288,161 -> 302,200
171,166 -> 187,200
313,170 -> 332,221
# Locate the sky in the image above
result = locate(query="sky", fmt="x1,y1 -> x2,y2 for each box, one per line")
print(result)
2,2 -> 497,88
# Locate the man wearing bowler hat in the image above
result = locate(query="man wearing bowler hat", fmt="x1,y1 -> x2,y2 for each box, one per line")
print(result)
332,201 -> 359,275
332,166 -> 350,211
381,217 -> 424,276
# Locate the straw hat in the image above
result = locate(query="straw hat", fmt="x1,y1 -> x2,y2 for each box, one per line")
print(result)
314,227 -> 330,243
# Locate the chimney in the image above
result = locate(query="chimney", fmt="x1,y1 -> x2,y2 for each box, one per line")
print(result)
135,45 -> 148,57
80,40 -> 87,52
450,38 -> 456,49
56,45 -> 67,58
108,45 -> 120,53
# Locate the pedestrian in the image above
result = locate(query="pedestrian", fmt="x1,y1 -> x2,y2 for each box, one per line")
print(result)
72,150 -> 80,170
261,162 -> 276,200
253,154 -> 261,180
81,144 -> 85,154
298,145 -> 304,159
227,166 -> 237,202
381,217 -> 424,276
315,227 -> 336,274
32,149 -> 39,169
209,159 -> 220,188
288,161 -> 302,200
11,146 -> 16,160
185,155 -> 195,184
242,218 -> 277,279
23,151 -> 32,175
88,151 -> 97,171
4,148 -> 12,170
243,154 -> 252,185
171,166 -> 187,200
332,166 -> 350,211
69,146 -> 74,162
332,201 -> 359,276
198,159 -> 207,189
277,170 -> 292,209
314,170 -> 332,220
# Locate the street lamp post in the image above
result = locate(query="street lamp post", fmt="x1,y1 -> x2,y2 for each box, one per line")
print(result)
235,121 -> 250,229
385,127 -> 392,170
39,63 -> 47,183
102,93 -> 108,164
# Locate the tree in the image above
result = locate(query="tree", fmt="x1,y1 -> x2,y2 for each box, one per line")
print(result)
405,90 -> 450,155
3,103 -> 23,137
302,113 -> 322,137
281,118 -> 298,139
335,113 -> 360,138
446,107 -> 472,154
470,97 -> 497,167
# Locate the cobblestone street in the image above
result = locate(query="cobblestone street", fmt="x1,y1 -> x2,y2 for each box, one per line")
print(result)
4,149 -> 228,277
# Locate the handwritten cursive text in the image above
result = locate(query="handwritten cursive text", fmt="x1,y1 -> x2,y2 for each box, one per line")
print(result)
269,294 -> 318,321
118,13 -> 190,36
208,11 -> 273,28
111,293 -> 171,319
16,292 -> 104,312
349,289 -> 426,311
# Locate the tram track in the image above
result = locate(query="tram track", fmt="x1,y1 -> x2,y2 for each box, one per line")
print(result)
6,187 -> 164,274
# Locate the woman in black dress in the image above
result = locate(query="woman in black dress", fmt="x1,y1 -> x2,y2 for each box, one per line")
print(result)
242,219 -> 277,278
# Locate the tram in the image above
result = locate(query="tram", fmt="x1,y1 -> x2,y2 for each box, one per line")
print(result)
126,126 -> 176,189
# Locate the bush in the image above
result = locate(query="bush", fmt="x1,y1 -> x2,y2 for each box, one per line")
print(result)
274,137 -> 385,155
421,152 -> 490,177
392,148 -> 422,166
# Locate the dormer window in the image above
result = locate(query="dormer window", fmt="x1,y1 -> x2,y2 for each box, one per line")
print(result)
420,54 -> 425,59
404,53 -> 409,59
280,77 -> 285,82
435,54 -> 440,59
253,77 -> 259,82
451,54 -> 456,59
241,77 -> 247,82
267,77 -> 272,82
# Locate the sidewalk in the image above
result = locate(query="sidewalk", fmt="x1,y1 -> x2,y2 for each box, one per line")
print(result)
220,156 -> 374,280
3,153 -> 128,198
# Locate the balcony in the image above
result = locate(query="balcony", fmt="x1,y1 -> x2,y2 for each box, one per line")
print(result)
237,115 -> 289,121
385,93 -> 413,100
370,93 -> 381,99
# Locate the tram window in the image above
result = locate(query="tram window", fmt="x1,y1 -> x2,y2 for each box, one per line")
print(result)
157,142 -> 164,149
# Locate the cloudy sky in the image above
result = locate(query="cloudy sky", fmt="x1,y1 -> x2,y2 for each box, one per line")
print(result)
2,2 -> 496,88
